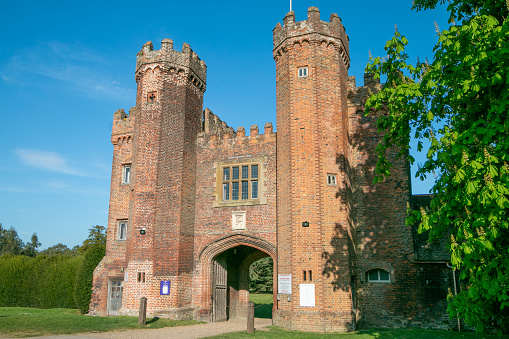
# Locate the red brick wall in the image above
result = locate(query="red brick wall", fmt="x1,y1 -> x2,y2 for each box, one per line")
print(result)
347,75 -> 451,329
192,123 -> 277,320
273,7 -> 355,331
90,108 -> 134,315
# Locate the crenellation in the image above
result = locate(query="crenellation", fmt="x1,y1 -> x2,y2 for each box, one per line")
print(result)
347,73 -> 382,107
236,126 -> 245,137
198,119 -> 276,149
112,108 -> 135,144
273,7 -> 350,67
307,6 -> 320,22
250,124 -> 259,136
264,122 -> 273,134
136,40 -> 207,87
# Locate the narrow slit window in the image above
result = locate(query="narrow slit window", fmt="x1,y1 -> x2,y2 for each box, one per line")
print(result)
118,221 -> 127,240
122,165 -> 131,184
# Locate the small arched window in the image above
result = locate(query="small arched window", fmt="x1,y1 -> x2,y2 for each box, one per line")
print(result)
366,269 -> 390,283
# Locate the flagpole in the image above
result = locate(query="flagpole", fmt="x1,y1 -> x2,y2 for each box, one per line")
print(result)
290,0 -> 292,12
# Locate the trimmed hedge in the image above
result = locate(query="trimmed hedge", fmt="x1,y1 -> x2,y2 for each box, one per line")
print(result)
0,248 -> 102,311
74,244 -> 105,314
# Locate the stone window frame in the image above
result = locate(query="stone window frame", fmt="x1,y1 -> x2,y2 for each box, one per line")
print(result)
327,173 -> 337,186
366,268 -> 391,283
122,164 -> 131,184
117,220 -> 128,241
298,66 -> 309,78
214,160 -> 267,207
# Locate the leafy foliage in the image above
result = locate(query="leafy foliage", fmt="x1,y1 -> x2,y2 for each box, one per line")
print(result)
0,224 -> 41,257
0,225 -> 104,312
79,225 -> 106,254
365,0 -> 509,334
0,254 -> 81,308
0,224 -> 24,255
74,226 -> 106,314
249,257 -> 273,292
39,243 -> 78,256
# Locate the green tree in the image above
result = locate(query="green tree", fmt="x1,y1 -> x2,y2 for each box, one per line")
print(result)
39,243 -> 77,256
249,257 -> 273,292
365,0 -> 509,334
0,224 -> 24,255
78,225 -> 106,254
21,233 -> 41,257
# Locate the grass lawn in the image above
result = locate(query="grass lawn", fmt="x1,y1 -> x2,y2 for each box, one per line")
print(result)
0,307 -> 201,338
205,326 -> 496,338
249,292 -> 273,319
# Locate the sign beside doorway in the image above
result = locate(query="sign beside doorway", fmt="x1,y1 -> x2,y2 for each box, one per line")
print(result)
278,274 -> 292,294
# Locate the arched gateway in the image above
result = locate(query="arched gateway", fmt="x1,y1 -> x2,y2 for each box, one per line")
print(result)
90,7 -> 454,333
196,235 -> 276,322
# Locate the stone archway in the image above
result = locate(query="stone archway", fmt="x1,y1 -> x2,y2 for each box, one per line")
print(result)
194,234 -> 276,322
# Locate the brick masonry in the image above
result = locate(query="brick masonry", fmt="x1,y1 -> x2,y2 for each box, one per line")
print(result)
90,7 -> 454,332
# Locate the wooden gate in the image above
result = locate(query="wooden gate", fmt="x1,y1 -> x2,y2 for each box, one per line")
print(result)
212,253 -> 228,322
107,280 -> 123,316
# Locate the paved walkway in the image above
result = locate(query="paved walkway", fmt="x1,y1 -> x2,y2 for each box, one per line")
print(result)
28,318 -> 273,339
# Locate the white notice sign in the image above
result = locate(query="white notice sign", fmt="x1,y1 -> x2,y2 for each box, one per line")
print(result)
278,274 -> 292,294
299,284 -> 315,307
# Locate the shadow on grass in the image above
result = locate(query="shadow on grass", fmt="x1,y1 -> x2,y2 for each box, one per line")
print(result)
254,303 -> 273,319
146,316 -> 160,324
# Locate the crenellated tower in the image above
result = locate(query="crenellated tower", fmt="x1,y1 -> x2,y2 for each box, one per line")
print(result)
124,39 -> 206,316
273,7 -> 355,331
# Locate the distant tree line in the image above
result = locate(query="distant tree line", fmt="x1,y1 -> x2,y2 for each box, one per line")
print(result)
0,224 -> 105,314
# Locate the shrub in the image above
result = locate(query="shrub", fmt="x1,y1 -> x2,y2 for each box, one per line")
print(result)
74,244 -> 105,314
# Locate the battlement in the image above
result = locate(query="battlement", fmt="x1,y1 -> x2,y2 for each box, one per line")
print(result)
273,7 -> 349,63
112,108 -> 135,144
202,108 -> 236,137
199,108 -> 275,148
347,74 -> 382,107
136,39 -> 207,85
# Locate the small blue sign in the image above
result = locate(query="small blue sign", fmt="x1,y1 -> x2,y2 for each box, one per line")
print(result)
160,281 -> 170,295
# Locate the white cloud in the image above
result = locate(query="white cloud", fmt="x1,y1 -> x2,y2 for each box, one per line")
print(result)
44,179 -> 70,189
15,149 -> 88,176
2,41 -> 135,102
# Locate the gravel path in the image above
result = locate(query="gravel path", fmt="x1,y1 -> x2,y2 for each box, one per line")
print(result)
27,318 -> 273,339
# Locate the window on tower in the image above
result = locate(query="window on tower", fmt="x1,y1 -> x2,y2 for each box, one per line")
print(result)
122,164 -> 131,184
298,66 -> 309,77
117,220 -> 128,241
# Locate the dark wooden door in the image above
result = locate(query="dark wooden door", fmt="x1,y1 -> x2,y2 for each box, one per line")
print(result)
212,254 -> 228,322
107,280 -> 123,316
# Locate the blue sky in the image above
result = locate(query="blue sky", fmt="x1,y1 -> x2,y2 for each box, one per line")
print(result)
0,1 -> 449,250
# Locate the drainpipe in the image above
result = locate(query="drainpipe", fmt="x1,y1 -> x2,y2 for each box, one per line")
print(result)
446,262 -> 461,332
